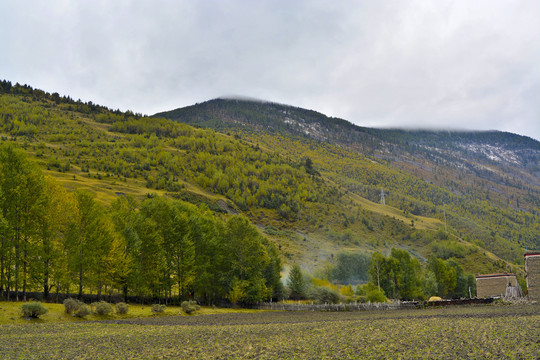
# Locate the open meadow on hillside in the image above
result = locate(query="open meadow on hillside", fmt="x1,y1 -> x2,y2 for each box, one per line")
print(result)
1,304 -> 538,359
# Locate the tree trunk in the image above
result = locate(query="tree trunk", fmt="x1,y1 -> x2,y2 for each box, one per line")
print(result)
0,253 -> 4,296
78,264 -> 83,299
6,266 -> 11,301
43,263 -> 49,298
22,238 -> 28,301
123,284 -> 128,303
22,265 -> 27,301
177,258 -> 182,300
14,239 -> 19,301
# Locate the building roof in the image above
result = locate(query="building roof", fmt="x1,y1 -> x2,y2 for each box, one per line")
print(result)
524,252 -> 540,257
475,273 -> 516,279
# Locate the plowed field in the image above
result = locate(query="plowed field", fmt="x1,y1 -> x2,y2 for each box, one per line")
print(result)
1,304 -> 538,359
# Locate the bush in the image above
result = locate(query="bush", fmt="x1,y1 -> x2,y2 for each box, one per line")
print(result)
63,298 -> 83,314
115,302 -> 129,315
74,304 -> 91,318
339,285 -> 355,297
21,302 -> 48,318
93,301 -> 113,315
151,304 -> 166,314
366,288 -> 387,303
354,295 -> 368,303
181,300 -> 200,314
358,282 -> 387,303
307,286 -> 341,304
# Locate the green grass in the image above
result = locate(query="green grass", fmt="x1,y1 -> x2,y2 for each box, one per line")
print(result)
347,192 -> 442,231
0,304 -> 537,359
0,301 -> 263,325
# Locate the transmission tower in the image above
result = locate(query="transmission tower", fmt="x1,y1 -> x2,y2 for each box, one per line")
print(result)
380,188 -> 386,205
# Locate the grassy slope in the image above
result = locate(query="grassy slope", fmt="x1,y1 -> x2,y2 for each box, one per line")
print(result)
347,191 -> 441,231
235,132 -> 523,275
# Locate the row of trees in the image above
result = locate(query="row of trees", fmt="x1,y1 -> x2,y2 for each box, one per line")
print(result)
0,144 -> 282,304
288,249 -> 475,303
368,249 -> 475,300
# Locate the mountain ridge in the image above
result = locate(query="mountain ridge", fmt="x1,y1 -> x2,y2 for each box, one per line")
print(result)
155,98 -> 540,201
154,98 -> 540,178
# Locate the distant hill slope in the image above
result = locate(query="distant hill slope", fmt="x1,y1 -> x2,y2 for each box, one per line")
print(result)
156,99 -> 540,203
156,98 -> 540,264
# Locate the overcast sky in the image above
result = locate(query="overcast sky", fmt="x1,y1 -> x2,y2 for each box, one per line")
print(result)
2,1 -> 539,140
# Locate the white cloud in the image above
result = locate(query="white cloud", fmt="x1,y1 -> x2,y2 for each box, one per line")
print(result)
1,0 -> 539,139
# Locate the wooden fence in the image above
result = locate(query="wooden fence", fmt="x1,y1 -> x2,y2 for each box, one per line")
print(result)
258,298 -> 495,312
258,301 -> 419,312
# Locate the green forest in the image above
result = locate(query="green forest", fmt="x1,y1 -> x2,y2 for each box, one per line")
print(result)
0,80 -> 536,303
0,143 -> 282,303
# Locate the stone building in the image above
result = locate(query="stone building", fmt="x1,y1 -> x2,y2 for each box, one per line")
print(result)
475,273 -> 518,298
525,252 -> 540,301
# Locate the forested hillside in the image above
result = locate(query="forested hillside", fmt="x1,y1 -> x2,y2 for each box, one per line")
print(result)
0,82 -> 285,303
0,80 -> 536,303
158,98 -> 540,265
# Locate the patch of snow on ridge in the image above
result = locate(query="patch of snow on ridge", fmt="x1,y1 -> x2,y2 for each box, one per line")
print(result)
284,117 -> 296,125
457,143 -> 521,165
283,117 -> 327,141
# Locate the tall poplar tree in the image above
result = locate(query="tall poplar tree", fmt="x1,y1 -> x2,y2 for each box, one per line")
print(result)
110,195 -> 139,300
0,144 -> 45,300
34,177 -> 75,298
69,190 -> 103,298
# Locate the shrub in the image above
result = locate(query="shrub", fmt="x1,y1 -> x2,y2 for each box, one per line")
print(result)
339,285 -> 355,297
63,298 -> 83,314
366,288 -> 387,303
355,295 -> 368,303
115,302 -> 129,315
358,282 -> 387,303
74,304 -> 91,318
307,286 -> 340,304
181,300 -> 200,314
21,302 -> 48,318
151,304 -> 166,314
343,295 -> 365,304
93,301 -> 113,315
